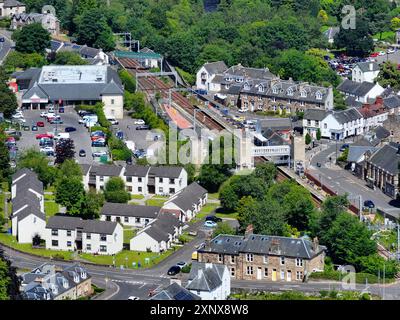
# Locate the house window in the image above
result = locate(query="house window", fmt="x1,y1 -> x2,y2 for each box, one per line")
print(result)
287,89 -> 293,96
87,234 -> 91,240
296,271 -> 303,280
324,123 -> 327,129
264,268 -> 268,277
127,177 -> 132,183
127,186 -> 132,192
231,268 -> 235,277
111,99 -> 115,105
296,258 -> 303,267
258,85 -> 264,92
159,187 -> 163,193
246,253 -> 253,262
67,241 -> 72,247
67,230 -> 71,237
145,219 -> 149,225
263,256 -> 268,264
135,217 -> 140,223
138,177 -> 142,183
100,176 -> 104,182
159,177 -> 163,183
138,187 -> 142,192
169,178 -> 175,184
218,254 -> 223,262
231,255 -> 235,264
315,120 -> 319,127
86,244 -> 91,251
272,88 -> 278,94
280,257 -> 285,265
246,266 -> 254,275
258,96 -> 262,101
106,215 -> 111,221
52,229 -> 58,236
124,217 -> 129,223
316,92 -> 322,100
300,101 -> 305,107
100,245 -> 107,252
307,120 -> 311,126
52,240 -> 58,247
100,234 -> 107,242
300,90 -> 307,98
169,188 -> 175,194
280,270 -> 285,280
33,217 -> 36,223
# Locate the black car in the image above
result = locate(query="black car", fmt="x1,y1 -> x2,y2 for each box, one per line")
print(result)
79,149 -> 86,157
364,200 -> 375,209
205,216 -> 222,223
167,266 -> 181,276
0,37 -> 5,43
136,125 -> 150,130
31,125 -> 38,131
65,127 -> 77,132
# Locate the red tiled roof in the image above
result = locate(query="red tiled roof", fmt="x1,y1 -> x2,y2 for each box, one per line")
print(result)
163,105 -> 193,130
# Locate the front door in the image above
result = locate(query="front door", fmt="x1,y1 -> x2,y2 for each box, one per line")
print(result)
287,270 -> 292,282
257,267 -> 262,280
116,217 -> 121,223
272,269 -> 277,281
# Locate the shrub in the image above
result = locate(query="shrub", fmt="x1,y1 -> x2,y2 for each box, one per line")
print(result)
181,264 -> 192,273
53,254 -> 65,260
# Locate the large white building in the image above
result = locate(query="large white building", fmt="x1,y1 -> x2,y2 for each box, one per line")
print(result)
45,216 -> 123,255
337,79 -> 384,104
186,262 -> 231,300
11,169 -> 46,244
320,108 -> 364,140
196,61 -> 228,92
16,65 -> 124,119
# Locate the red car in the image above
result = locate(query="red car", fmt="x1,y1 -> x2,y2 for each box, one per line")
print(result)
91,135 -> 105,141
370,52 -> 379,57
36,133 -> 53,140
37,121 -> 45,127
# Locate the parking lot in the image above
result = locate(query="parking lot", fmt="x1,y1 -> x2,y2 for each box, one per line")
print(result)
16,108 -> 97,165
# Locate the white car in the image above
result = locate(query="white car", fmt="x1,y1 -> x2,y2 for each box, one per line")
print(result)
133,119 -> 145,125
40,111 -> 47,117
92,151 -> 108,157
40,146 -> 54,153
127,296 -> 140,300
387,48 -> 395,54
107,118 -> 119,125
12,113 -> 24,119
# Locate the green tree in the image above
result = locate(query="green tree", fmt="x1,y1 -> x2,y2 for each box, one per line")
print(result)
357,254 -> 399,278
57,159 -> 83,180
53,51 -> 88,65
118,69 -> 136,93
212,221 -> 236,238
55,138 -> 75,165
81,190 -> 105,219
198,164 -> 233,193
3,52 -> 47,72
237,196 -> 260,233
104,177 -> 130,203
305,133 -> 312,145
0,250 -> 20,300
254,162 -> 276,187
318,194 -> 349,235
55,176 -> 85,214
0,83 -> 18,119
316,128 -> 321,140
0,132 -> 10,181
13,23 -> 50,54
377,61 -> 400,90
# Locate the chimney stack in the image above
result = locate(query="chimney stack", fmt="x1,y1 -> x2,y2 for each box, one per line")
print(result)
375,96 -> 383,106
312,237 -> 319,251
245,224 -> 254,237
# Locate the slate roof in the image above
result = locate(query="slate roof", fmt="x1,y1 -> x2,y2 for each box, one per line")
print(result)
304,109 -> 327,121
337,79 -> 377,97
144,224 -> 170,242
331,107 -> 363,124
199,234 -> 326,259
258,118 -> 292,131
4,0 -> 25,7
347,146 -> 378,162
11,202 -> 45,222
261,128 -> 286,146
383,95 -> 400,109
80,164 -> 91,175
139,213 -> 182,242
203,61 -> 228,75
148,166 -> 184,178
81,220 -> 118,235
12,167 -> 37,182
168,182 -> 207,212
100,79 -> 124,95
344,96 -> 364,108
79,45 -> 100,58
374,126 -> 390,140
46,216 -> 83,230
150,282 -> 201,300
187,262 -> 226,292
12,168 -> 43,195
101,202 -> 161,218
367,143 -> 400,175
46,216 -> 118,234
224,64 -> 275,80
355,62 -> 380,73
89,164 -> 123,176
124,165 -> 151,177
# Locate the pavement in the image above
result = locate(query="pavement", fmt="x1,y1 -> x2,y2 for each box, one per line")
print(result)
307,140 -> 400,218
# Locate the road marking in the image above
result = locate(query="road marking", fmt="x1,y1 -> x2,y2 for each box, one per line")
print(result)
139,283 -> 146,289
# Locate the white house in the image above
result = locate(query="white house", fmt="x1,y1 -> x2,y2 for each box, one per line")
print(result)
357,97 -> 389,132
162,182 -> 208,222
196,61 -> 228,92
100,202 -> 160,228
337,79 -> 384,104
123,165 -> 150,195
352,62 -> 380,83
45,216 -> 123,255
320,107 -> 364,140
129,214 -> 182,253
186,262 -> 231,300
0,0 -> 25,18
11,12 -> 59,35
11,168 -> 44,211
84,164 -> 124,192
302,109 -> 327,139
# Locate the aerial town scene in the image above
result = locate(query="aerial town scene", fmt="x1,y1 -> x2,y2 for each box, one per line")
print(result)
0,0 -> 400,309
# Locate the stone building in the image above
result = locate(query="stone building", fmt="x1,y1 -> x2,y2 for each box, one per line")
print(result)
198,231 -> 326,282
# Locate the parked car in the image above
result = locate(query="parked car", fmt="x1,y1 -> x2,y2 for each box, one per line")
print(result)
133,119 -> 145,125
0,37 -> 5,42
370,52 -> 379,57
59,107 -> 65,113
31,125 -> 38,131
387,48 -> 396,54
364,200 -> 375,209
127,296 -> 140,300
107,118 -> 119,125
204,220 -> 217,228
136,125 -> 150,130
23,125 -> 30,131
176,261 -> 187,269
316,162 -> 321,167
91,131 -> 105,137
65,127 -> 77,132
40,111 -> 47,117
92,140 -> 106,147
205,216 -> 222,223
378,51 -> 386,56
92,151 -> 108,157
116,130 -> 124,140
36,121 -> 45,127
50,119 -> 63,124
79,149 -> 86,157
167,266 -> 181,276
339,144 -> 349,152
11,113 -> 24,120
36,133 -> 53,140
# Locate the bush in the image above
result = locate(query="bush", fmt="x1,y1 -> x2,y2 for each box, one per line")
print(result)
181,264 -> 192,273
53,254 -> 65,260
118,69 -> 136,93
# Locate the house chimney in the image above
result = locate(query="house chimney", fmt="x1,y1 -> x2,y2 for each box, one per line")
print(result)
375,96 -> 383,106
312,237 -> 319,251
245,224 -> 254,237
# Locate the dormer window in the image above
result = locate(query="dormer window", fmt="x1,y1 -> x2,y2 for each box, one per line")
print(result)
300,90 -> 307,98
244,83 -> 250,90
236,78 -> 243,83
287,88 -> 293,96
316,91 -> 322,100
272,87 -> 278,94
258,85 -> 264,92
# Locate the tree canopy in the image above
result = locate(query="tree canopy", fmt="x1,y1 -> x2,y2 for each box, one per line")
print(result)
12,23 -> 51,54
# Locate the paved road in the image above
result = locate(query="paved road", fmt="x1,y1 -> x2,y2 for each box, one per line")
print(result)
308,142 -> 400,218
0,29 -> 13,64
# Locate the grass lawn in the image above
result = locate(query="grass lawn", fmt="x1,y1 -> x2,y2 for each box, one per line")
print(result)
44,193 -> 55,201
123,228 -> 137,244
44,201 -> 59,219
196,203 -> 219,219
0,233 -> 74,260
216,211 -> 239,220
45,186 -> 56,193
130,194 -> 145,200
145,198 -> 168,207
208,193 -> 219,200
79,248 -> 175,269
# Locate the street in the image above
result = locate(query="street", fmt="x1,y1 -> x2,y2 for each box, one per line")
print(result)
307,142 -> 400,219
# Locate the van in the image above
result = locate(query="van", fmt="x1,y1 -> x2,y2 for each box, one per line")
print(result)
54,132 -> 70,140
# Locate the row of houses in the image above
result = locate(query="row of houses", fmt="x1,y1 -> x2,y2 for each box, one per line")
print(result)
196,61 -> 334,113
20,263 -> 92,300
303,96 -> 389,140
81,164 -> 188,196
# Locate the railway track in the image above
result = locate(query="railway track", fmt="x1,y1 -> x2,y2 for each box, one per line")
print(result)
118,57 -> 224,131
